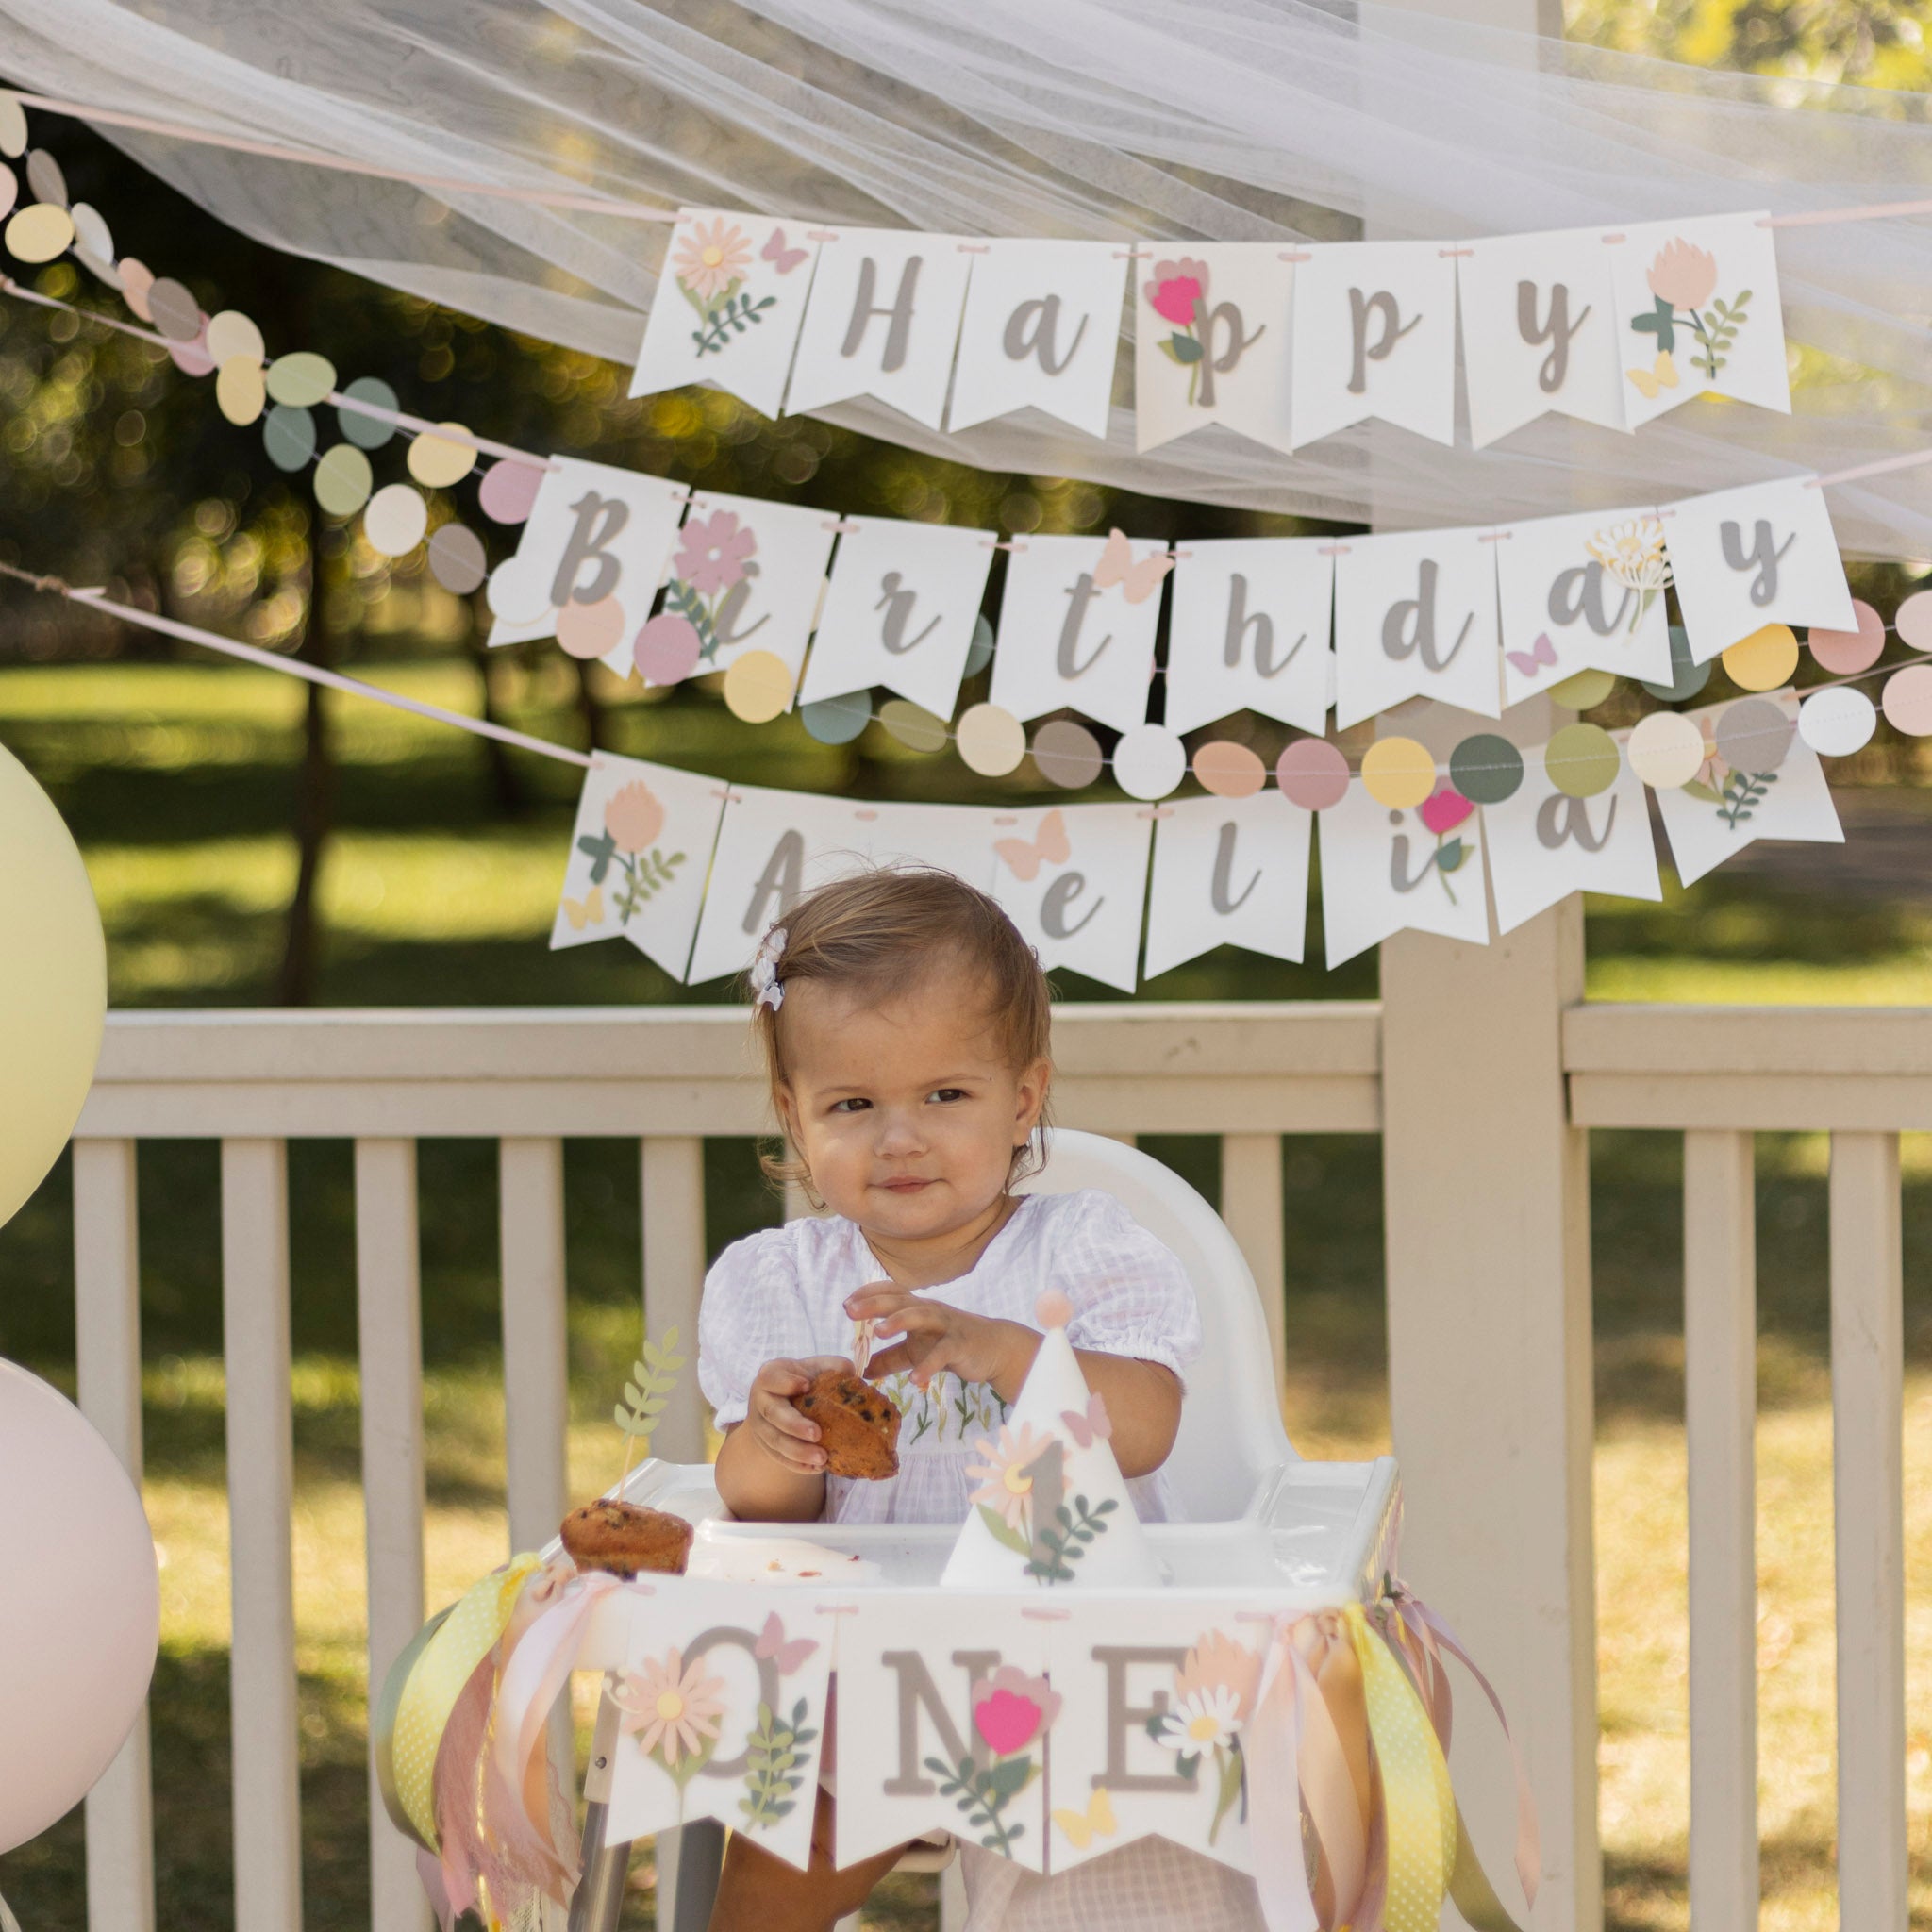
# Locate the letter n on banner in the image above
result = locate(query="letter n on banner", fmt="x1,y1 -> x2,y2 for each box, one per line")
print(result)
983,803 -> 1154,993
834,1598 -> 1050,1871
1144,794 -> 1310,980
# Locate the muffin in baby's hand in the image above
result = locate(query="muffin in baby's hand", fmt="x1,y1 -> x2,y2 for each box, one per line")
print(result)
559,1497 -> 694,1576
793,1369 -> 901,1480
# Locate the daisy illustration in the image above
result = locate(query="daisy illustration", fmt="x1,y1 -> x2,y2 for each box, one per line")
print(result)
1152,1681 -> 1248,1754
965,1421 -> 1055,1536
615,1646 -> 725,1767
672,217 -> 752,302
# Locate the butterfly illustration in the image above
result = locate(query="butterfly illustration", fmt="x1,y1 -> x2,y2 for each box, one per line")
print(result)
561,887 -> 605,930
1053,1786 -> 1118,1850
1061,1392 -> 1113,1449
994,808 -> 1072,883
1626,353 -> 1680,401
761,227 -> 808,275
754,1611 -> 819,1674
1505,632 -> 1558,681
1091,526 -> 1174,606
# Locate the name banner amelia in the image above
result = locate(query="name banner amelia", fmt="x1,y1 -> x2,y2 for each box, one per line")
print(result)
632,208 -> 1790,454
552,713 -> 1840,984
491,457 -> 1855,740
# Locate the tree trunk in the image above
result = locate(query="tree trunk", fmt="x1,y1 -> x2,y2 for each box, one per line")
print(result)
275,545 -> 333,1006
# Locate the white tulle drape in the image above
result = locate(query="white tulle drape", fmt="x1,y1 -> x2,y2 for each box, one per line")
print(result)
2,0 -> 1930,552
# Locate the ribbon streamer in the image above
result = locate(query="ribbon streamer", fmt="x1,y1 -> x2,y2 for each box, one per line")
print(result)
1243,1617 -> 1320,1932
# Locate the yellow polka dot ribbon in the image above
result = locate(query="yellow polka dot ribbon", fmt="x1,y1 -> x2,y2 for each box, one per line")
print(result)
382,1554 -> 543,1850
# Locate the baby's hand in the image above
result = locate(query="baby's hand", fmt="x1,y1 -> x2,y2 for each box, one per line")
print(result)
846,1282 -> 1038,1398
745,1356 -> 853,1475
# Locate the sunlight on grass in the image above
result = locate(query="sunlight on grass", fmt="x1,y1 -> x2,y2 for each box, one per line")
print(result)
1589,957 -> 1932,1006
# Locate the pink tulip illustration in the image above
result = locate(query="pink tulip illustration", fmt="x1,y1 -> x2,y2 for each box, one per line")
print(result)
928,1667 -> 1061,1857
1418,785 -> 1474,904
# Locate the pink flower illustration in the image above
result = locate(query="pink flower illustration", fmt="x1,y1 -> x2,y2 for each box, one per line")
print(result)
672,217 -> 753,302
972,1665 -> 1061,1757
674,508 -> 758,597
616,1646 -> 725,1766
1144,257 -> 1208,326
604,781 -> 665,854
966,1422 -> 1055,1535
1174,1630 -> 1263,1725
1646,239 -> 1719,311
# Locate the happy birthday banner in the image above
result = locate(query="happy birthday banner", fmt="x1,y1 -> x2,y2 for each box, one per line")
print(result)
630,210 -> 1794,454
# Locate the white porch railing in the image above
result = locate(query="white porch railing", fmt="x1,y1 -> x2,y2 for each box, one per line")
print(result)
65,1000 -> 1916,1931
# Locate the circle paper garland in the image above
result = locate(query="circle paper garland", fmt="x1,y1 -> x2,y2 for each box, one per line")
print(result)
1641,627 -> 1711,704
1032,719 -> 1103,789
68,201 -> 111,264
800,691 -> 873,745
555,595 -> 625,661
1897,591 -> 1932,653
1713,697 -> 1794,774
118,258 -> 155,321
146,277 -> 202,343
216,356 -> 266,427
1276,737 -> 1350,809
1808,600 -> 1885,675
486,555 -> 552,627
6,203 -> 73,263
1446,733 -> 1523,806
340,376 -> 401,451
0,92 -> 25,158
0,164 -> 14,222
427,522 -> 488,595
266,350 -> 337,408
1627,710 -> 1707,790
634,613 -> 701,685
313,442 -> 375,517
1360,737 -> 1435,809
206,310 -> 264,367
262,403 -> 316,473
408,423 -> 478,490
1722,624 -> 1799,692
24,148 -> 65,208
1798,686 -> 1877,758
1545,723 -> 1620,799
1193,740 -> 1266,799
878,698 -> 948,753
1880,663 -> 1932,736
964,613 -> 996,678
723,649 -> 795,723
957,702 -> 1026,775
478,456 -> 542,524
1548,668 -> 1615,710
364,483 -> 428,557
1111,724 -> 1186,800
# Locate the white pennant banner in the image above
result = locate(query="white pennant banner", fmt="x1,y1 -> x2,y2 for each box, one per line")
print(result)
1494,505 -> 1673,708
990,531 -> 1170,734
1319,773 -> 1489,968
949,240 -> 1129,441
1164,538 -> 1334,736
787,228 -> 974,429
1457,225 -> 1627,447
1482,743 -> 1661,935
631,210 -> 822,418
1332,526 -> 1502,727
1663,476 -> 1856,663
484,458 -> 689,672
1134,245 -> 1294,455
550,755 -> 726,975
1654,688 -> 1843,885
984,803 -> 1154,993
1144,793 -> 1310,979
797,516 -> 995,715
1290,240 -> 1457,449
1609,212 -> 1790,430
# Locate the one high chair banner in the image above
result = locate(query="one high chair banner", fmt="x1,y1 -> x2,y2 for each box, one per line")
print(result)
8,1 -> 1932,555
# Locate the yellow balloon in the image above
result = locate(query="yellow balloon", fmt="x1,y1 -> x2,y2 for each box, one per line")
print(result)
723,649 -> 796,724
0,739 -> 106,1227
1360,735 -> 1437,809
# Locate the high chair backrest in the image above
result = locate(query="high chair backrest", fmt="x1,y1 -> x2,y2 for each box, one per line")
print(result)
1016,1128 -> 1296,1521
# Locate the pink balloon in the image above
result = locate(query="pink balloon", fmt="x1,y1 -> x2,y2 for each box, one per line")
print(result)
1807,599 -> 1886,675
0,1361 -> 159,1854
1276,737 -> 1350,810
635,612 -> 703,685
477,456 -> 544,525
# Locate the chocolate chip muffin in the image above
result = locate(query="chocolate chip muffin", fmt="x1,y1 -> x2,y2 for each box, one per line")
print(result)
558,1498 -> 693,1576
793,1369 -> 901,1480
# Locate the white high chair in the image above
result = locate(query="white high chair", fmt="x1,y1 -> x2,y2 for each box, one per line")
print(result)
565,1128 -> 1298,1932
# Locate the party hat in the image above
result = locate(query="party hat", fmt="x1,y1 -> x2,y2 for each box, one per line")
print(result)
941,1291 -> 1162,1588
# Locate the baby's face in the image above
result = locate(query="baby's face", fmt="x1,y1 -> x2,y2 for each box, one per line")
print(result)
774,966 -> 1048,1244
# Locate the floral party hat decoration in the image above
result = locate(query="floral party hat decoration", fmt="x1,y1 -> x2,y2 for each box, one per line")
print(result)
941,1291 -> 1162,1589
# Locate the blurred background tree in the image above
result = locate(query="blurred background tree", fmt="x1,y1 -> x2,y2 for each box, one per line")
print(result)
1565,0 -> 1930,83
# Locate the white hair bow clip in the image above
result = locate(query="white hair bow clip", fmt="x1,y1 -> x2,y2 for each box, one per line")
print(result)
750,924 -> 788,1012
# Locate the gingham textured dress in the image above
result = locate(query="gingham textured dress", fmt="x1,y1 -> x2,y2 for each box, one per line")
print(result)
698,1188 -> 1270,1932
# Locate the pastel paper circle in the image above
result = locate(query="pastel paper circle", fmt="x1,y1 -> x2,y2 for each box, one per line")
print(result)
427,522 -> 488,595
723,649 -> 796,723
1545,723 -> 1621,799
313,442 -> 375,517
1713,697 -> 1794,774
1798,686 -> 1877,758
363,482 -> 428,557
262,403 -> 316,473
634,613 -> 703,685
486,555 -> 553,625
118,258 -> 155,322
1111,724 -> 1186,800
1807,599 -> 1885,675
1626,710 -> 1707,790
1193,739 -> 1267,799
167,330 -> 215,380
340,376 -> 400,451
1897,590 -> 1932,653
5,203 -> 74,263
964,612 -> 996,678
1447,732 -> 1524,806
1547,667 -> 1616,711
1360,736 -> 1436,809
555,595 -> 626,661
75,245 -> 120,291
1032,719 -> 1103,789
25,149 -> 66,208
67,202 -> 110,261
408,423 -> 478,489
265,351 -> 338,408
1276,736 -> 1350,810
878,698 -> 949,753
479,456 -> 542,524
0,92 -> 25,158
1722,623 -> 1799,693
215,356 -> 266,427
147,277 -> 203,343
800,692 -> 873,745
1881,663 -> 1932,736
205,309 -> 265,367
1640,626 -> 1711,704
956,702 -> 1026,776
0,164 -> 13,222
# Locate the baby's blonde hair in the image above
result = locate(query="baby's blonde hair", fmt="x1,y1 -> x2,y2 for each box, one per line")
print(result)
748,865 -> 1054,1188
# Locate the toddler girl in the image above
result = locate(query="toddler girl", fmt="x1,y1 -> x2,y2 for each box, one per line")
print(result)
698,866 -> 1268,1932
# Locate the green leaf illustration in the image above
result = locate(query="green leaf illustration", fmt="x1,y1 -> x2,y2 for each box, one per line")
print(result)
1168,332 -> 1204,364
977,1503 -> 1032,1556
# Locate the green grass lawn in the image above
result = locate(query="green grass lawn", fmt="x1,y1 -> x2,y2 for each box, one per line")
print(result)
0,659 -> 1929,1927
